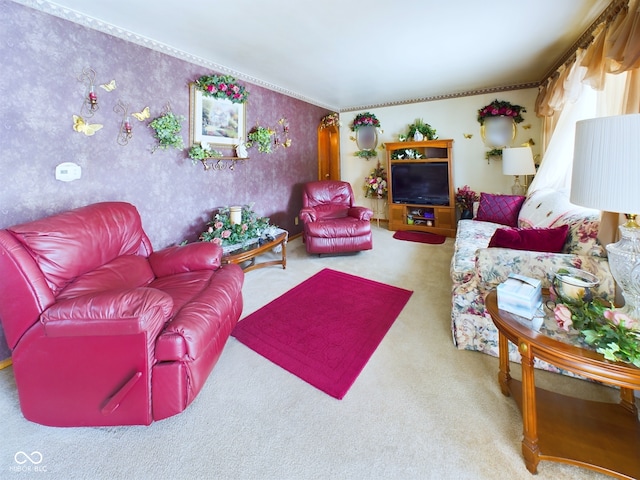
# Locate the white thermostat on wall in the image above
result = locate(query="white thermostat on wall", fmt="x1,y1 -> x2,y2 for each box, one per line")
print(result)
55,162 -> 82,182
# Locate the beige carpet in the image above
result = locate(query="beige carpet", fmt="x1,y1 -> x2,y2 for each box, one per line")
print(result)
0,226 -> 623,479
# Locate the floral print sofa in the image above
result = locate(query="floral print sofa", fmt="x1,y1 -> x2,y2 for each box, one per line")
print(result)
450,188 -> 615,371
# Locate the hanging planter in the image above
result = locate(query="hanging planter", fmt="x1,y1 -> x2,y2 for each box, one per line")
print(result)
246,125 -> 275,154
148,108 -> 185,152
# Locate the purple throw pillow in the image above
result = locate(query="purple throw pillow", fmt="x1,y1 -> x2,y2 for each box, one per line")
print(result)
476,193 -> 526,227
488,224 -> 570,253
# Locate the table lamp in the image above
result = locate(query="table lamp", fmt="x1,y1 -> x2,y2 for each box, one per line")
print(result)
502,146 -> 536,195
570,113 -> 640,319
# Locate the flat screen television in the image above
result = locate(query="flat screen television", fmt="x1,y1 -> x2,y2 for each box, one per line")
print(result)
391,162 -> 450,206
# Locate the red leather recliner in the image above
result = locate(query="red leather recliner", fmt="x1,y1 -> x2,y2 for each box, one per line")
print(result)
0,202 -> 244,427
299,180 -> 374,254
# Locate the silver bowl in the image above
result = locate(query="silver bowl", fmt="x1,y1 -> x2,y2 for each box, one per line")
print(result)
554,267 -> 599,303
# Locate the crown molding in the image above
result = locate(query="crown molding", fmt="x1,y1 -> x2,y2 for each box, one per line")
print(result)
339,82 -> 541,113
12,0 -> 338,111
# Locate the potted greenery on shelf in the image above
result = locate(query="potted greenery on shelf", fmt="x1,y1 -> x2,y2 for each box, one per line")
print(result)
149,108 -> 185,152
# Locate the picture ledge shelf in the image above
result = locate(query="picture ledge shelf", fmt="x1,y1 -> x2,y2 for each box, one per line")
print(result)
198,157 -> 249,171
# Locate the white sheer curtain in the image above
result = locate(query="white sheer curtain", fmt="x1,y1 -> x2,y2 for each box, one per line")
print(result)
529,73 -> 629,193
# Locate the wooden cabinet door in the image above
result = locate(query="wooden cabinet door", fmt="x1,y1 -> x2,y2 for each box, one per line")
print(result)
318,125 -> 340,180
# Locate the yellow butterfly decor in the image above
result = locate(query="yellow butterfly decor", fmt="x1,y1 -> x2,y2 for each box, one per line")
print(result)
73,115 -> 103,136
100,79 -> 117,92
463,133 -> 473,139
131,106 -> 150,121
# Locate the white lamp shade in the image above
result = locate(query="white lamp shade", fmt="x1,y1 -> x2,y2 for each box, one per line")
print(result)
502,146 -> 536,176
570,114 -> 640,214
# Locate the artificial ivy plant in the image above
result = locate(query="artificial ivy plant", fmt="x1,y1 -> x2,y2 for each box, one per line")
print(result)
149,109 -> 185,152
246,126 -> 275,154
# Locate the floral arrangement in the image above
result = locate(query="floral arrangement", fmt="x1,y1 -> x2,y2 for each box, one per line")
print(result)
194,74 -> 248,104
552,278 -> 640,368
351,112 -> 381,131
199,204 -> 271,246
477,99 -> 526,125
455,185 -> 479,212
149,110 -> 185,151
320,113 -> 341,129
363,163 -> 388,198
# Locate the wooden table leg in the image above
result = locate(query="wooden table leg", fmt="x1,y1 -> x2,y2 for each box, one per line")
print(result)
281,239 -> 287,270
498,331 -> 511,397
519,341 -> 540,474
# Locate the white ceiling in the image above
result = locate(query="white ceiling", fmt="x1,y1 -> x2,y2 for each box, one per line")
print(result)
33,0 -> 612,110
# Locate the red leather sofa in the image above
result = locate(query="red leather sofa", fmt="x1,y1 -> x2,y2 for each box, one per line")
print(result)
0,202 -> 243,426
300,180 -> 373,254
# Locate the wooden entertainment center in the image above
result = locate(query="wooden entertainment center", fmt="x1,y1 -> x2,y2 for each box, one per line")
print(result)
385,139 -> 456,237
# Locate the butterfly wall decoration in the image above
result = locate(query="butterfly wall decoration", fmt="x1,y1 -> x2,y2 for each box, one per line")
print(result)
100,80 -> 117,92
73,115 -> 103,136
131,107 -> 150,121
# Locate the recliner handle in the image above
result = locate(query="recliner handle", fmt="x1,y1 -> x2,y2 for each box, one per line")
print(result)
100,371 -> 143,416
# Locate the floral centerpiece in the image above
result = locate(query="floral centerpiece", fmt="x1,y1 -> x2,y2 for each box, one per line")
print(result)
455,185 -> 479,212
350,112 -> 380,131
194,74 -> 248,104
551,279 -> 640,368
199,204 -> 271,246
363,163 -> 388,198
477,99 -> 526,125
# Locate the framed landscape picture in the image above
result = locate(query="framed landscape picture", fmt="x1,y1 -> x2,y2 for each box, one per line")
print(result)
189,83 -> 246,147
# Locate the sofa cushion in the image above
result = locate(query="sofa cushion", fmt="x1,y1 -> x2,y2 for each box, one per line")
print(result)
488,225 -> 569,253
9,202 -> 148,295
450,219 -> 501,284
518,189 -> 604,256
57,255 -> 155,300
476,193 -> 526,227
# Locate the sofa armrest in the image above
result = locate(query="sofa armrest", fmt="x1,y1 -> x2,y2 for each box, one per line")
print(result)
475,247 -> 615,299
299,208 -> 316,223
348,206 -> 373,221
149,242 -> 221,277
41,287 -> 173,337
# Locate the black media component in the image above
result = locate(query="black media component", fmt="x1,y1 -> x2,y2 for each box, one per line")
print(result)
391,162 -> 450,206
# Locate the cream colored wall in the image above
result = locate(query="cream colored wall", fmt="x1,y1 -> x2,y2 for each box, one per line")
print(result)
339,88 -> 542,216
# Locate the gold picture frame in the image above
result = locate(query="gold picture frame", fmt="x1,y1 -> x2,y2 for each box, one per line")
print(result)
189,83 -> 246,148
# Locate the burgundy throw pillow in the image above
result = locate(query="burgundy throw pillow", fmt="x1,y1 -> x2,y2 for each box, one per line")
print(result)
476,193 -> 526,227
488,224 -> 570,253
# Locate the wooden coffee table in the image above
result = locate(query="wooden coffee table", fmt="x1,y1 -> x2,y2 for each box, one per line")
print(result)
485,290 -> 640,479
221,231 -> 287,272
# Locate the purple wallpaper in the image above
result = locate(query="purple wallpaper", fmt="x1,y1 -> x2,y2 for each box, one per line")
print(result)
0,1 -> 331,359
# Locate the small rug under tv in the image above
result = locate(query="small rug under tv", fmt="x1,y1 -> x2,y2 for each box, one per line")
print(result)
231,268 -> 413,399
392,230 -> 446,244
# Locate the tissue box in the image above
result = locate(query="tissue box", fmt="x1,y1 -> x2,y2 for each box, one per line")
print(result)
497,273 -> 542,319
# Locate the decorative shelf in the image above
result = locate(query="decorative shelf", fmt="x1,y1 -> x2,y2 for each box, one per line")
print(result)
198,157 -> 249,171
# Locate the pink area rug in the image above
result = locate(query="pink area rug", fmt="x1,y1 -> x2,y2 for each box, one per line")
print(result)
231,268 -> 413,399
392,230 -> 446,244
